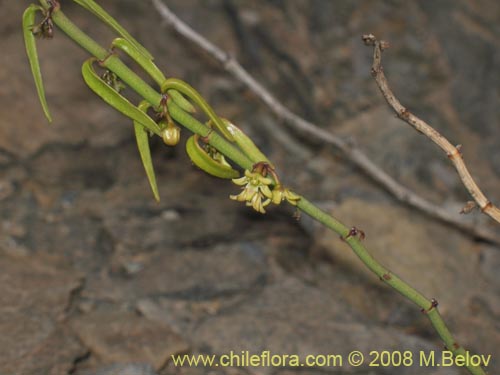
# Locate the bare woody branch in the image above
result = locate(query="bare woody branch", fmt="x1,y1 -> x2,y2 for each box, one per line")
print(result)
150,0 -> 500,245
362,34 -> 500,225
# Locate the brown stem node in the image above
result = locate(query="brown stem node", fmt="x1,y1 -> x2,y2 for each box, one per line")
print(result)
460,201 -> 477,214
252,161 -> 275,178
200,129 -> 214,144
98,50 -> 116,66
362,34 -> 377,46
398,108 -> 410,120
481,201 -> 493,212
421,298 -> 439,314
446,146 -> 462,160
344,226 -> 366,241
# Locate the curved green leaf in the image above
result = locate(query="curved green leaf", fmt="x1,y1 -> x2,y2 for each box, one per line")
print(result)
110,39 -> 195,113
161,78 -> 233,140
23,4 -> 52,122
111,38 -> 165,86
72,0 -> 153,60
81,58 -> 161,136
186,134 -> 239,179
223,119 -> 273,166
134,100 -> 160,201
167,89 -> 196,114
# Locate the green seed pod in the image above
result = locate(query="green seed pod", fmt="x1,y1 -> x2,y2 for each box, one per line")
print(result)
162,122 -> 181,146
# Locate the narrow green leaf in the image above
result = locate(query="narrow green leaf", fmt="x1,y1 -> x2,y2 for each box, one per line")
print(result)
72,0 -> 153,60
134,100 -> 160,201
167,89 -> 196,114
186,134 -> 239,179
111,38 -> 165,86
110,38 -> 195,113
224,119 -> 273,166
81,58 -> 161,136
23,5 -> 52,122
162,78 -> 234,141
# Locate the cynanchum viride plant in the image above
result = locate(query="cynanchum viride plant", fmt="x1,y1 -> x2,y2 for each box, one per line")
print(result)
22,1 -> 489,374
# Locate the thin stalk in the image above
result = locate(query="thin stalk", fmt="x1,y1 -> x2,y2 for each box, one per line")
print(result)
297,197 -> 483,374
51,10 -> 161,107
167,102 -> 254,170
41,3 -> 487,374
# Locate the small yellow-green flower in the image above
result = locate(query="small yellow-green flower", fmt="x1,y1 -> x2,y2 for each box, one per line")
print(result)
230,170 -> 273,213
271,184 -> 301,206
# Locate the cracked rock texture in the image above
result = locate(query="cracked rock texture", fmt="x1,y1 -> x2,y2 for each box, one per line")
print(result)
1,1 -> 499,374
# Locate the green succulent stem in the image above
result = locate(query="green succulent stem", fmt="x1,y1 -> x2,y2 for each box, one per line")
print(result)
167,101 -> 254,170
296,197 -> 474,365
32,2 -> 487,374
51,9 -> 161,107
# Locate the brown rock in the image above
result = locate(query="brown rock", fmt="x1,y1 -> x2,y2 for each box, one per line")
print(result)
71,310 -> 189,371
0,254 -> 85,374
194,277 -> 454,374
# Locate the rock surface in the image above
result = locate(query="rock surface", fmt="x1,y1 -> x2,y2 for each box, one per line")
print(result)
1,1 -> 499,374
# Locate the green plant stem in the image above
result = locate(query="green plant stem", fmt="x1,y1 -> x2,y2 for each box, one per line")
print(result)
167,102 -> 254,169
297,198 -> 480,372
50,7 -> 254,170
43,3 -> 487,374
51,10 -> 160,107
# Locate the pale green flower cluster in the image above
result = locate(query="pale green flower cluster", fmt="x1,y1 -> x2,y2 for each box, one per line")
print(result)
230,170 -> 300,213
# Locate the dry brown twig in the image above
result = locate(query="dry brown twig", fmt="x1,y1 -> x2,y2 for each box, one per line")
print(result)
362,33 -> 500,225
151,0 -> 500,245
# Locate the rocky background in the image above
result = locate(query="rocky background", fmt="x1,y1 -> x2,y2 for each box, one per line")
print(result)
1,1 -> 499,374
